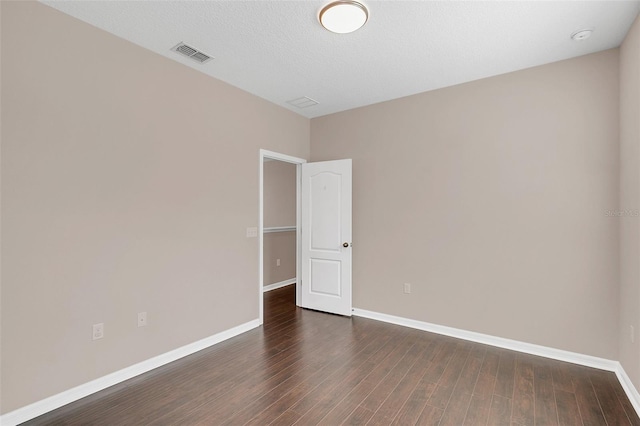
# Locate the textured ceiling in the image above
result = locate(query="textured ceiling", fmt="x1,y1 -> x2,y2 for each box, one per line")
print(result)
42,1 -> 640,118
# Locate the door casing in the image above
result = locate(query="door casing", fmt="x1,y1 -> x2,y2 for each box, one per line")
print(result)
259,149 -> 306,325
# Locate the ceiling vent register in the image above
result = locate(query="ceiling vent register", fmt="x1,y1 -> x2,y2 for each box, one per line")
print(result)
171,42 -> 213,64
287,97 -> 319,109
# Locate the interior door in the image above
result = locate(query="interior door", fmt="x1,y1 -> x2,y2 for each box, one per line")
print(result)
301,159 -> 352,316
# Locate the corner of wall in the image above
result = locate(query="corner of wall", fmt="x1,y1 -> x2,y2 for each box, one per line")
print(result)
618,12 -> 640,391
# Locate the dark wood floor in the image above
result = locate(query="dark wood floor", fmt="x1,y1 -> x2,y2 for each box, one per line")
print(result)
26,285 -> 639,425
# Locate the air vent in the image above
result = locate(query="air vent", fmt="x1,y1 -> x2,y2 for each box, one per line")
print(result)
171,42 -> 213,64
287,96 -> 319,109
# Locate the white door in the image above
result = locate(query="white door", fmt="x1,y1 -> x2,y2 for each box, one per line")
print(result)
301,159 -> 352,316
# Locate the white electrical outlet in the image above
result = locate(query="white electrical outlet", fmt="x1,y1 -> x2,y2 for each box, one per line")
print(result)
138,312 -> 147,327
276,258 -> 281,267
246,227 -> 258,238
404,283 -> 411,294
631,325 -> 635,343
92,323 -> 104,340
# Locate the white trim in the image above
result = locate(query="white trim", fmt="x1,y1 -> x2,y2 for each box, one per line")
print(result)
352,308 -> 617,370
295,162 -> 302,308
263,226 -> 296,234
0,319 -> 260,426
4,310 -> 639,424
258,149 -> 306,325
263,278 -> 296,292
352,308 -> 640,418
259,155 -> 264,325
260,149 -> 306,165
615,363 -> 640,416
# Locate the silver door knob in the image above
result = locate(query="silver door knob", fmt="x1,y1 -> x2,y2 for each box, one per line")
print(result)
343,242 -> 350,248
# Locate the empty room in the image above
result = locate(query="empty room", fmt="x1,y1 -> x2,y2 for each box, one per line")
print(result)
2,0 -> 640,425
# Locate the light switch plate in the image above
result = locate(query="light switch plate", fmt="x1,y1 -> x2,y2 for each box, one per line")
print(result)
246,227 -> 258,238
92,323 -> 104,340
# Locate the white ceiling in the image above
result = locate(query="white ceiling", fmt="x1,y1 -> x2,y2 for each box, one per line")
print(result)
42,1 -> 640,118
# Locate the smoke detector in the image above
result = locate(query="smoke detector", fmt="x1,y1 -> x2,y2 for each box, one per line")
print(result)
571,29 -> 593,41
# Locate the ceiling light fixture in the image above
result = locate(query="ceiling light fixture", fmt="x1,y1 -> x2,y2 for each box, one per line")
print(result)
319,1 -> 368,34
571,29 -> 594,41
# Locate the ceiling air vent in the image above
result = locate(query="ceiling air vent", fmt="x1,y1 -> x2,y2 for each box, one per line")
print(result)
171,42 -> 213,64
287,96 -> 319,109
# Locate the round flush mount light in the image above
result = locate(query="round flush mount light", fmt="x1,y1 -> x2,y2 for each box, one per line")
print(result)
319,1 -> 368,34
571,29 -> 593,41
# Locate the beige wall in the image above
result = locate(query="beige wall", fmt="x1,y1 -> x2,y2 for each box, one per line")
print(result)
1,0 -> 637,417
264,232 -> 296,286
312,49 -> 621,359
263,160 -> 296,286
264,160 -> 296,228
0,0 -> 4,411
619,14 -> 640,389
0,1 -> 309,413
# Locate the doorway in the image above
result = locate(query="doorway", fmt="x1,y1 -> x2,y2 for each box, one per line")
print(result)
259,150 -> 306,325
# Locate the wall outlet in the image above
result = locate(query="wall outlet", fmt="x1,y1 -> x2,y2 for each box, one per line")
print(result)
276,258 -> 281,267
138,312 -> 148,327
631,325 -> 635,343
92,323 -> 104,340
404,283 -> 411,294
246,227 -> 258,238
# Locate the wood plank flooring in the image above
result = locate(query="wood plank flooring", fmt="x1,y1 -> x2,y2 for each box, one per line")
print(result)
26,285 -> 639,425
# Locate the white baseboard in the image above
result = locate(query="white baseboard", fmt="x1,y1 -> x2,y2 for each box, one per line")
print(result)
0,319 -> 260,426
5,309 -> 640,425
615,363 -> 640,416
353,308 -> 640,418
352,308 -> 617,370
263,278 -> 295,292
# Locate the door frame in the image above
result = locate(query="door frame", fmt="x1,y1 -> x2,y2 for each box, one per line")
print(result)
259,149 -> 306,325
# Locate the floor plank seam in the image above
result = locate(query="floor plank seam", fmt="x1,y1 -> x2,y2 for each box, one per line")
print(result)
21,285 -> 640,426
